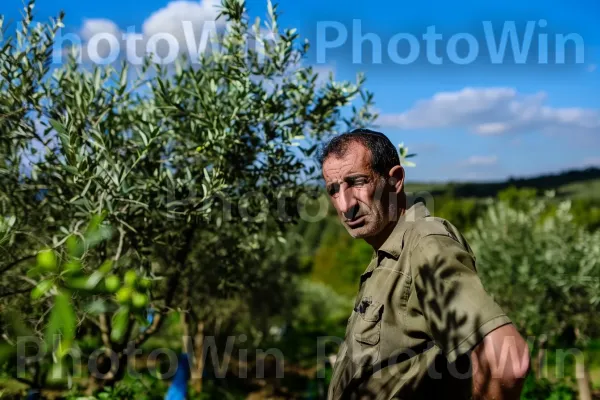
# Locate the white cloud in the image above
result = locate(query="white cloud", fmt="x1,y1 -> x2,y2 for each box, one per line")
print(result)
142,0 -> 225,54
588,64 -> 597,72
76,0 -> 228,64
81,19 -> 121,41
461,155 -> 498,166
78,19 -> 123,59
377,87 -> 600,136
72,0 -> 292,67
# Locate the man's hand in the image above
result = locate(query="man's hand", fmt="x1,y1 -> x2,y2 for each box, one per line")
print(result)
470,323 -> 531,399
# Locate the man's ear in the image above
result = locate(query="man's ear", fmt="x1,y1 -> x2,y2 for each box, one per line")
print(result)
388,165 -> 405,194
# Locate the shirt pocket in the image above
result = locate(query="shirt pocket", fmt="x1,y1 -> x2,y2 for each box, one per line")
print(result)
351,299 -> 383,364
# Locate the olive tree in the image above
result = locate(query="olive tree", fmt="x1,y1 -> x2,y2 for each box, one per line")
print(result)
467,191 -> 600,400
0,0 -> 377,394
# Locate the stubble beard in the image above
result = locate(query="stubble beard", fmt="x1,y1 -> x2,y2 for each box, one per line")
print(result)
343,177 -> 390,239
344,207 -> 387,239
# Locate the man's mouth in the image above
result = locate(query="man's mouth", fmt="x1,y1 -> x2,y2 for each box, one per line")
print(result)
345,215 -> 366,228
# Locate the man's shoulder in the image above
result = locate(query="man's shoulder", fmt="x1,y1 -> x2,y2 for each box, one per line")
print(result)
403,214 -> 467,253
402,213 -> 477,278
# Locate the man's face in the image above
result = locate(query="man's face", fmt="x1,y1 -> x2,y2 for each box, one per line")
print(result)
322,141 -> 391,239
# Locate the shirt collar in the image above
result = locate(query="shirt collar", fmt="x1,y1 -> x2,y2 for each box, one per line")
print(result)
377,202 -> 431,259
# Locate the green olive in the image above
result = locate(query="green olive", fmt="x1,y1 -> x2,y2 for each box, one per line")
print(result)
132,292 -> 148,309
124,270 -> 137,286
115,287 -> 132,304
138,278 -> 152,290
37,249 -> 57,272
105,275 -> 121,293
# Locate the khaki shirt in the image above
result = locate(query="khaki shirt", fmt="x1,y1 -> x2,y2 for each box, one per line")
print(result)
327,202 -> 511,400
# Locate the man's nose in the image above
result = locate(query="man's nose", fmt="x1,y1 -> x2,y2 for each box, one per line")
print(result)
338,189 -> 359,219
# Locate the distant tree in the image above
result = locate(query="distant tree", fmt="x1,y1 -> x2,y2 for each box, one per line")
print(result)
433,196 -> 484,232
570,198 -> 600,231
308,215 -> 373,297
497,186 -> 538,209
467,191 -> 600,400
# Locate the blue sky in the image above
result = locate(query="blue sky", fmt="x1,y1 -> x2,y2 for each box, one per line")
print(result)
3,0 -> 599,182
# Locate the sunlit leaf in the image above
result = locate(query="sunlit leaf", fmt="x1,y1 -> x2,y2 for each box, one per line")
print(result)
45,290 -> 76,357
110,306 -> 130,343
31,279 -> 53,300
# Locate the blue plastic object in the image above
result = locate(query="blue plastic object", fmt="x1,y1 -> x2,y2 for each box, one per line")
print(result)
140,308 -> 155,333
25,389 -> 40,400
164,353 -> 191,400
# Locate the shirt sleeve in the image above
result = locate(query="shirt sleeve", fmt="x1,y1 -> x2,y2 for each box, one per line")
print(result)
410,233 -> 512,364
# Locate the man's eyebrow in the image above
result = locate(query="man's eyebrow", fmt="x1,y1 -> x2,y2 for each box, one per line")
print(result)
325,174 -> 369,184
345,173 -> 369,180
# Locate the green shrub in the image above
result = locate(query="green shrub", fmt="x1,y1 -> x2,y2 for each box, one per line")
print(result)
521,374 -> 577,400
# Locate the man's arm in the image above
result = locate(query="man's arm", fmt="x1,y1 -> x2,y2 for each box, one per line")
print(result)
409,231 -> 530,398
470,323 -> 531,399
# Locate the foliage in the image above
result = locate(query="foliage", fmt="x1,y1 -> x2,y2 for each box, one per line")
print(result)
0,0 -> 377,393
64,374 -> 168,400
467,191 -> 600,346
497,186 -> 538,209
397,143 -> 416,168
308,216 -> 373,297
570,198 -> 600,232
521,374 -> 577,400
290,279 -> 351,336
0,214 -> 155,388
433,195 -> 485,232
268,279 -> 352,367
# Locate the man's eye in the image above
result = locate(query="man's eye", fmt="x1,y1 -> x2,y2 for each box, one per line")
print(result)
351,178 -> 367,186
327,183 -> 340,196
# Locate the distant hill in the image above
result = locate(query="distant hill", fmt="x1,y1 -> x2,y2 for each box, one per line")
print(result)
405,167 -> 600,200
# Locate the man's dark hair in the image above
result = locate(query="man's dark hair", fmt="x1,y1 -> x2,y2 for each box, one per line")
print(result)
317,128 -> 400,177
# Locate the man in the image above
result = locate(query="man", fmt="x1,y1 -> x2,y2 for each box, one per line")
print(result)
319,129 -> 530,399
